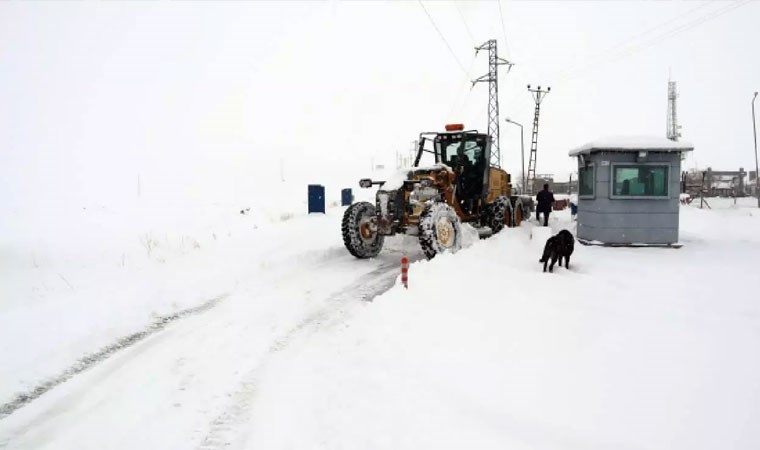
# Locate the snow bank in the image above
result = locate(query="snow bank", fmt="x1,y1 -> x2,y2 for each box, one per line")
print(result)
243,205 -> 760,450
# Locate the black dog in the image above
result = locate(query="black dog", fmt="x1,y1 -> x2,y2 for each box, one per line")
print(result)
539,229 -> 575,272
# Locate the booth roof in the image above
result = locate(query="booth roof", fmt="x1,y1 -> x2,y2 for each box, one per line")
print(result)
569,136 -> 694,156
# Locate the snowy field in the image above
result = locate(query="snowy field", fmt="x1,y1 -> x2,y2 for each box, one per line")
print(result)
1,197 -> 759,449
0,185 -> 382,406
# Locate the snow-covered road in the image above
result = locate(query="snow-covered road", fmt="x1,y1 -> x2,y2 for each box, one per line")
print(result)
0,210 -> 423,449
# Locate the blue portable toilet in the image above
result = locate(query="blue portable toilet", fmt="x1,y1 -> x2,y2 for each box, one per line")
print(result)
341,188 -> 352,206
308,184 -> 325,213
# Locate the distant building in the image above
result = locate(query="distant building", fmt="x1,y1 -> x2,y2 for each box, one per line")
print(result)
704,167 -> 747,197
531,174 -> 577,195
552,179 -> 578,195
569,136 -> 694,246
532,174 -> 554,193
682,167 -> 749,197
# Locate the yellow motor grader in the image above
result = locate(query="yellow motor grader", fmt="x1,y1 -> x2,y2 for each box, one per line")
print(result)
342,124 -> 532,259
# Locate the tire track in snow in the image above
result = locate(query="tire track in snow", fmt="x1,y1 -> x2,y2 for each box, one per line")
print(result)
196,259 -> 414,450
0,243 -> 402,423
0,294 -> 228,420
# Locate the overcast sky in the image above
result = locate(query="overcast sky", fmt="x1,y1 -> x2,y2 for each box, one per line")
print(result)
1,0 -> 759,209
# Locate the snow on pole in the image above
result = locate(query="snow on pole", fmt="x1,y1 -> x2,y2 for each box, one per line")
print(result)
401,257 -> 409,289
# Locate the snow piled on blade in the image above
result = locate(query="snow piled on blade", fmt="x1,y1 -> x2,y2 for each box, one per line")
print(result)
381,164 -> 454,191
380,168 -> 413,191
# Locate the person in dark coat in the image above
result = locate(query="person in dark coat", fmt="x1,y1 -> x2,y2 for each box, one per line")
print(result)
535,183 -> 555,227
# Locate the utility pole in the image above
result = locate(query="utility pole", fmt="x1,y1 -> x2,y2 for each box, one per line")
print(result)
526,84 -> 550,195
472,39 -> 513,168
667,79 -> 682,141
505,118 -> 524,192
752,92 -> 759,207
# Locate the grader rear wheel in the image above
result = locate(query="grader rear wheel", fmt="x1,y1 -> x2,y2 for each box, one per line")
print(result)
483,196 -> 513,233
511,198 -> 525,227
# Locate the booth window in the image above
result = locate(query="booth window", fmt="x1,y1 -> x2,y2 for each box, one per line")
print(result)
612,165 -> 669,198
579,165 -> 594,197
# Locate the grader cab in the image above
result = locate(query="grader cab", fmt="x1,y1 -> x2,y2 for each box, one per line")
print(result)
342,124 -> 531,259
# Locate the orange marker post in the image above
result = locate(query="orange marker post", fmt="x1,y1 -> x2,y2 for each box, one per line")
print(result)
401,257 -> 409,289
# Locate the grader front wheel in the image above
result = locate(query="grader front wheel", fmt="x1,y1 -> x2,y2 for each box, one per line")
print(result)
342,202 -> 384,259
419,203 -> 462,259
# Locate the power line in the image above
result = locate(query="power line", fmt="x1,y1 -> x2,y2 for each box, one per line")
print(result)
496,0 -> 511,58
611,0 -> 716,52
502,0 -> 725,99
610,0 -> 751,62
496,1 -> 751,178
558,0 -> 750,82
454,1 -> 476,47
445,55 -> 478,122
566,0 -> 716,77
505,0 -> 751,118
417,0 -> 469,75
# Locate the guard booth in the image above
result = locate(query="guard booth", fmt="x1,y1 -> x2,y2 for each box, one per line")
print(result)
341,188 -> 353,206
308,184 -> 325,214
568,137 -> 694,246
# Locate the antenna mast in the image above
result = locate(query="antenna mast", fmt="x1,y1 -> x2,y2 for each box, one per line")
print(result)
667,78 -> 682,141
